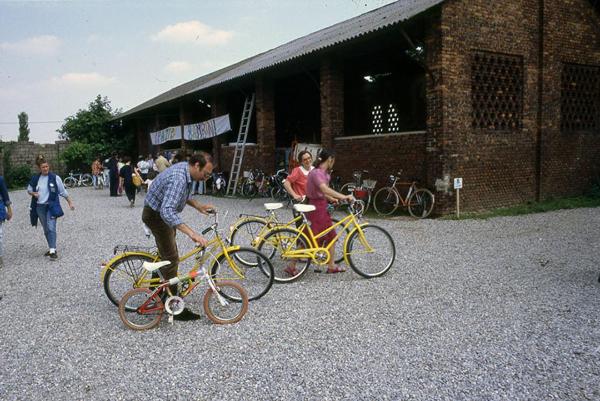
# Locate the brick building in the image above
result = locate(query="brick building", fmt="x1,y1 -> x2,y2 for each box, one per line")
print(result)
115,0 -> 600,212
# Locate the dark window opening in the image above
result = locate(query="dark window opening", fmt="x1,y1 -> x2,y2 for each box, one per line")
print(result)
471,51 -> 524,131
344,47 -> 426,136
561,63 -> 600,133
274,72 -> 321,147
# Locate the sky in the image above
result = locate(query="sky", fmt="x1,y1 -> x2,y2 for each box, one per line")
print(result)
0,0 -> 396,143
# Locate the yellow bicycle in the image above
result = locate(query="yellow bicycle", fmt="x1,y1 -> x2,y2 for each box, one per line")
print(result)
256,201 -> 396,282
229,202 -> 352,265
101,211 -> 274,308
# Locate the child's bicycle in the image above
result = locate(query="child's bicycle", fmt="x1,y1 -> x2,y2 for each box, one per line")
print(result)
118,259 -> 248,330
101,210 -> 274,307
255,200 -> 395,282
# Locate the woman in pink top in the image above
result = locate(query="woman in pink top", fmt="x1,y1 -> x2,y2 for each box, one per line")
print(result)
304,149 -> 353,274
283,150 -> 313,201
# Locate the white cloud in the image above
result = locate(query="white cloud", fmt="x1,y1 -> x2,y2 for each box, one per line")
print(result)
0,35 -> 61,55
151,21 -> 233,46
50,72 -> 117,87
164,61 -> 193,74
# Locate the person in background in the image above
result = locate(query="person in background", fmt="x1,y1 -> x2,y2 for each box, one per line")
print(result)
284,150 -> 313,202
107,152 -> 119,197
119,156 -> 141,207
27,157 -> 75,260
136,156 -> 149,193
102,158 -> 110,190
117,156 -> 124,196
91,157 -> 102,189
0,175 -> 13,268
154,152 -> 171,173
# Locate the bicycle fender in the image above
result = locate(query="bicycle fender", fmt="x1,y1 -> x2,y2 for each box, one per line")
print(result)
99,251 -> 158,282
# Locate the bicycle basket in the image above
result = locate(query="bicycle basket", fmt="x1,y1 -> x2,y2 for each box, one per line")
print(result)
362,179 -> 377,190
113,245 -> 158,255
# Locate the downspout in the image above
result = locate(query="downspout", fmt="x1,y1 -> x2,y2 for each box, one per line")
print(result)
535,0 -> 544,201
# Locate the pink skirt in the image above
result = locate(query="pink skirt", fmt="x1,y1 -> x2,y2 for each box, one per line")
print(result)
307,198 -> 336,246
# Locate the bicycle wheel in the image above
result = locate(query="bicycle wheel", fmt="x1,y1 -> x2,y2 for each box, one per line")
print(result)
98,176 -> 104,190
81,174 -> 93,187
229,218 -> 269,263
407,189 -> 435,218
258,227 -> 311,283
210,247 -> 274,301
373,187 -> 400,216
203,281 -> 248,324
346,225 -> 395,278
64,177 -> 76,188
340,183 -> 354,196
103,253 -> 157,308
118,288 -> 163,330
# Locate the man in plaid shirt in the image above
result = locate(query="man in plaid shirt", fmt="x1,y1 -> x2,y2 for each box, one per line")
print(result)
142,152 -> 214,320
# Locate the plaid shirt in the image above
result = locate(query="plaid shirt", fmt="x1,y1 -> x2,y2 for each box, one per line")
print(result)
144,162 -> 192,227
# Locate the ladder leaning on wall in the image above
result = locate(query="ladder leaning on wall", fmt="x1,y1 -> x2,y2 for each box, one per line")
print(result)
226,93 -> 255,197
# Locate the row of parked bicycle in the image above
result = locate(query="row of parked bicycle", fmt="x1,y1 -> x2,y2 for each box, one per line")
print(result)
66,167 -> 435,218
228,168 -> 435,218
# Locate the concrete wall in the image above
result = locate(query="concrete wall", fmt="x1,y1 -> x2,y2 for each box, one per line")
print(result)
0,140 -> 70,176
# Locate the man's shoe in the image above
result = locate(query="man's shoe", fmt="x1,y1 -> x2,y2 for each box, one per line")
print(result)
49,252 -> 58,260
44,251 -> 51,257
173,308 -> 201,321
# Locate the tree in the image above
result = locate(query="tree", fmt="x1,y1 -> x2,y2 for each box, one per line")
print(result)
57,95 -> 131,171
18,112 -> 30,142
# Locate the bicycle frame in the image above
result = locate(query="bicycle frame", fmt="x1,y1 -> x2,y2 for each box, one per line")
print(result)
389,176 -> 417,206
275,211 -> 371,265
101,217 -> 244,286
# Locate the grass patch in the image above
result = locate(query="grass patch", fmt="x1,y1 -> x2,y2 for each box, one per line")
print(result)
442,195 -> 600,220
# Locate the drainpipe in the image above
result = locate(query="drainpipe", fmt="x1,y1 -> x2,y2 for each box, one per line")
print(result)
535,0 -> 544,201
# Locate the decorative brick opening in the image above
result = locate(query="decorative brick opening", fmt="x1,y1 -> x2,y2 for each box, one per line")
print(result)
471,51 -> 524,131
560,63 -> 600,133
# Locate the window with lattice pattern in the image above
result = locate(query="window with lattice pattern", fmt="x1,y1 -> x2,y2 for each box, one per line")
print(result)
471,51 -> 524,131
561,63 -> 600,133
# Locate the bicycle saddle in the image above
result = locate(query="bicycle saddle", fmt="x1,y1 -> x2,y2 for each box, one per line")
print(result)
264,203 -> 284,210
142,260 -> 171,272
293,204 -> 316,213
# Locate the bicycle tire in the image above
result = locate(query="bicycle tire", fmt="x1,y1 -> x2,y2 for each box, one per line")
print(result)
103,253 -> 157,308
407,188 -> 435,218
203,281 -> 248,324
229,218 -> 270,264
340,183 -> 354,196
81,174 -> 93,187
257,227 -> 311,283
98,177 -> 104,190
346,225 -> 395,278
64,177 -> 76,188
209,247 -> 274,301
118,288 -> 163,331
373,187 -> 400,216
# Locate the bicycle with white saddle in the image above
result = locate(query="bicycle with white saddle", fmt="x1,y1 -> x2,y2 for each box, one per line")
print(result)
117,258 -> 248,330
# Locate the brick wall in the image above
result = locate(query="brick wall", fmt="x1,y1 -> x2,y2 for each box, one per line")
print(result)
255,77 -> 276,172
0,140 -> 69,176
539,0 -> 600,198
333,132 -> 427,191
218,144 -> 261,178
321,58 -> 344,150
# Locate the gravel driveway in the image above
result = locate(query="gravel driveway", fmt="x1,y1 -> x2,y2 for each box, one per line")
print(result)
0,187 -> 599,400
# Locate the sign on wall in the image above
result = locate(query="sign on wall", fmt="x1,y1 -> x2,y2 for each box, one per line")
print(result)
149,114 -> 231,145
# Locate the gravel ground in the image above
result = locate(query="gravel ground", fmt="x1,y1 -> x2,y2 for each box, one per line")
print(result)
0,187 -> 599,401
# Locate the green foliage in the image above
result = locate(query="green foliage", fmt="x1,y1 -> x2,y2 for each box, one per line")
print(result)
5,165 -> 33,189
18,112 -> 30,142
57,95 -> 131,169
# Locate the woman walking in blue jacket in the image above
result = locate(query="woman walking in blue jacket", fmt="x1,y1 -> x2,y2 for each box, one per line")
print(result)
27,157 -> 75,260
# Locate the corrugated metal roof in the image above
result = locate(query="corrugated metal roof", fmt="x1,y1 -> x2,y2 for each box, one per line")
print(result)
117,0 -> 444,119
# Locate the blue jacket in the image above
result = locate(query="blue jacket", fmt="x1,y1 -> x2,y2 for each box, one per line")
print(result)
0,176 -> 10,221
29,173 -> 64,226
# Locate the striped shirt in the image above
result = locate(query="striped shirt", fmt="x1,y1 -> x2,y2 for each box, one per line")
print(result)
144,162 -> 192,227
